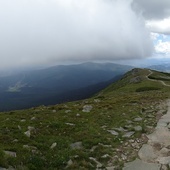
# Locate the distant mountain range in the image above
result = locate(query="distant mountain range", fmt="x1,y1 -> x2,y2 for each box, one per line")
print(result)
148,63 -> 170,72
0,62 -> 133,111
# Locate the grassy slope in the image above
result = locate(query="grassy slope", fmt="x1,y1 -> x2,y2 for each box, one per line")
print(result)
0,68 -> 170,169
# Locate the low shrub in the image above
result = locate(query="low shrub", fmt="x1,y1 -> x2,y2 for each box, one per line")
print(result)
136,86 -> 161,92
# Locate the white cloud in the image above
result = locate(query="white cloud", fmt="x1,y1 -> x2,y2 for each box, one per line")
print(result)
150,32 -> 170,57
150,32 -> 160,40
0,0 -> 153,69
146,17 -> 170,34
155,40 -> 170,54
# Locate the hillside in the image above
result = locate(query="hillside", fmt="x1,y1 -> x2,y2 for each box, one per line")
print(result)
0,62 -> 132,111
0,68 -> 170,169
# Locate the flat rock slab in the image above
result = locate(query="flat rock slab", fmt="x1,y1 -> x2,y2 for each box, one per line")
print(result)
134,125 -> 142,131
107,130 -> 119,136
138,144 -> 157,162
156,156 -> 170,165
147,126 -> 170,147
123,131 -> 135,138
161,113 -> 170,122
157,122 -> 167,128
123,159 -> 161,170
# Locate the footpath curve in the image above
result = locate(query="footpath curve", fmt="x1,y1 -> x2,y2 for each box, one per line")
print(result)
146,70 -> 170,87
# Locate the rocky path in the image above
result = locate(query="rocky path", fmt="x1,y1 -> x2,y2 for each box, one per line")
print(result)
146,70 -> 170,87
123,100 -> 170,170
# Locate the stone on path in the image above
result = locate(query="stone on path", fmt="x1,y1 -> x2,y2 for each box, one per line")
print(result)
123,159 -> 161,170
159,148 -> 170,157
138,144 -> 157,162
156,156 -> 170,165
161,165 -> 168,170
123,100 -> 170,169
147,127 -> 170,147
157,122 -> 167,128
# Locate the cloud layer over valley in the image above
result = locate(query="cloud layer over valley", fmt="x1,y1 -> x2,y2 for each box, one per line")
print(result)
0,0 -> 153,69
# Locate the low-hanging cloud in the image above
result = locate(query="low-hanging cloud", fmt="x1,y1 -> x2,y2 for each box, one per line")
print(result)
0,0 -> 153,69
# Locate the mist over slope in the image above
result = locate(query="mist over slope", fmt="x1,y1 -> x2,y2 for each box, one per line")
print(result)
148,63 -> 170,72
0,62 -> 133,111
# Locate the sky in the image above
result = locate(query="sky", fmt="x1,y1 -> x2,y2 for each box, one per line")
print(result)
0,0 -> 170,69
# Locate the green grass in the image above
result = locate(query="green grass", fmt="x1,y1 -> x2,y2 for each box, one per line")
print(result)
0,68 -> 169,169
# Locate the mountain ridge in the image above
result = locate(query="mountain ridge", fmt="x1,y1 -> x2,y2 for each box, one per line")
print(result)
0,62 -> 133,111
0,68 -> 169,169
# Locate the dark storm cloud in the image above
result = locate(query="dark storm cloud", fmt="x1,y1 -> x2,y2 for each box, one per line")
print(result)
132,0 -> 170,20
133,0 -> 170,34
0,0 -> 153,69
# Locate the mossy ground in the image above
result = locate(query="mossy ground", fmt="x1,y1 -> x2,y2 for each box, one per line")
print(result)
0,69 -> 170,169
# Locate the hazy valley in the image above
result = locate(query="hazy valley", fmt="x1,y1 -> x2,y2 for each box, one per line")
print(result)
0,62 -> 132,111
